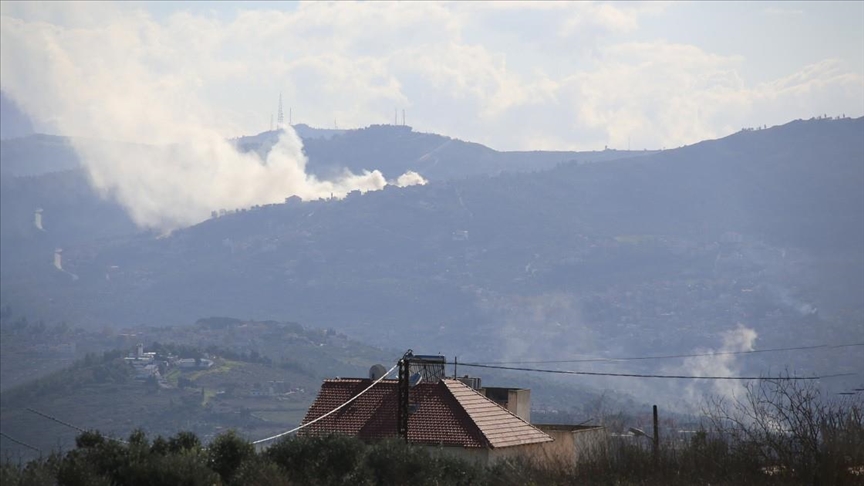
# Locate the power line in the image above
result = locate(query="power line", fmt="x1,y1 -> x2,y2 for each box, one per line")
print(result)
0,431 -> 42,453
252,362 -> 398,446
25,408 -> 126,444
471,343 -> 864,365
26,408 -> 88,434
449,362 -> 855,381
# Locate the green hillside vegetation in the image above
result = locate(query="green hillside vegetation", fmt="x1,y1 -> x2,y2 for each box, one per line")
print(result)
0,313 -> 630,462
0,317 -> 395,457
4,378 -> 863,486
0,312 -> 391,391
4,119 -> 858,379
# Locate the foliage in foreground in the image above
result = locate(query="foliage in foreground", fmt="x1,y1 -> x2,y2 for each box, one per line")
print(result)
2,379 -> 862,485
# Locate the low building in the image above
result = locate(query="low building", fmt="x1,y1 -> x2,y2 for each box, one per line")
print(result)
300,378 -> 553,464
176,358 -> 214,369
534,424 -> 607,463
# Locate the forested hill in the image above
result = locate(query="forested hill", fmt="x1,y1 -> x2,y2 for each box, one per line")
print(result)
236,123 -> 653,182
2,118 -> 861,359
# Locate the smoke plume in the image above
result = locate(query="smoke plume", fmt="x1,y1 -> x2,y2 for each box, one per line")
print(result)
393,171 -> 428,187
0,9 -> 419,232
674,324 -> 759,403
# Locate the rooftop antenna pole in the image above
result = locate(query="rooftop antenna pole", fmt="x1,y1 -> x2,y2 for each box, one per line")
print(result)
277,93 -> 284,128
398,349 -> 413,442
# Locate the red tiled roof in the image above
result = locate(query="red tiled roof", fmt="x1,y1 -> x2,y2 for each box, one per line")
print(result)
299,378 -> 551,449
443,380 -> 552,448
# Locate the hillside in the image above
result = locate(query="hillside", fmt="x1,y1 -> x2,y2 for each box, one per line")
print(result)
0,316 -> 394,455
1,118 -> 861,400
293,124 -> 650,181
0,123 -> 648,272
0,315 -> 620,461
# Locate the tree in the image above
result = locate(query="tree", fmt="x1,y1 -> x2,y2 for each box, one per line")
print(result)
207,430 -> 255,482
704,376 -> 864,483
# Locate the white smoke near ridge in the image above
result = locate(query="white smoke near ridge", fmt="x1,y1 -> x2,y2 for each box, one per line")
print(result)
0,10 -> 414,232
393,171 -> 428,187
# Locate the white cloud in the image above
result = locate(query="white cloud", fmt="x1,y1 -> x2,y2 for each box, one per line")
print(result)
763,7 -> 805,17
2,0 -> 861,157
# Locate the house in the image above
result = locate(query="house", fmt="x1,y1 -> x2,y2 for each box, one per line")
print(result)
476,383 -> 606,464
134,363 -> 161,381
299,377 -> 555,464
176,358 -> 214,369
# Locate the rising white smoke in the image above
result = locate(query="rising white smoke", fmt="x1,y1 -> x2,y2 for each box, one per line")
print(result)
0,8 -> 418,232
675,324 -> 759,403
393,170 -> 428,187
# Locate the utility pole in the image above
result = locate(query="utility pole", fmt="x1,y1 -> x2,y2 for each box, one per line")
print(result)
652,405 -> 659,467
397,351 -> 413,442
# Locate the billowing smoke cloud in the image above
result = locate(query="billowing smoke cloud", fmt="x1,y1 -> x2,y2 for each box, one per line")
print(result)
393,170 -> 428,187
75,130 -> 392,230
673,324 -> 759,403
0,9 -> 420,231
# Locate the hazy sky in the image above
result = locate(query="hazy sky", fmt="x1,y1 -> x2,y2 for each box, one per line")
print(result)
2,1 -> 862,151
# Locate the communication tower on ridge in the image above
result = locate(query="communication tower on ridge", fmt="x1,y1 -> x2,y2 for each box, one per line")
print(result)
277,93 -> 285,128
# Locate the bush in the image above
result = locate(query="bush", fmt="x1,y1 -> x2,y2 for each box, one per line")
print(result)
266,434 -> 367,485
207,430 -> 255,483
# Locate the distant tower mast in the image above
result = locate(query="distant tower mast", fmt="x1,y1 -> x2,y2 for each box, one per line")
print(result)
394,108 -> 398,126
402,109 -> 405,126
277,93 -> 284,128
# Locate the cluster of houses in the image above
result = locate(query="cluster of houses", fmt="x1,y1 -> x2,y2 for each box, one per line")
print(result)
123,343 -> 213,383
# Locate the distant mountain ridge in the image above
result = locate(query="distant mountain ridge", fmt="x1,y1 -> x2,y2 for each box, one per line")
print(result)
1,118 -> 860,374
0,91 -> 35,140
1,123 -> 653,179
0,122 -> 652,271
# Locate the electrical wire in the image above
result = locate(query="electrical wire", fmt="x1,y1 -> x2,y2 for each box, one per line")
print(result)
251,362 -> 398,446
470,343 -> 864,365
448,362 -> 854,381
25,408 -> 127,444
26,408 -> 88,433
0,431 -> 42,453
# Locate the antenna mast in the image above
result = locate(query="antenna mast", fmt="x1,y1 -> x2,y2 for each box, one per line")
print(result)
277,93 -> 284,128
402,109 -> 405,126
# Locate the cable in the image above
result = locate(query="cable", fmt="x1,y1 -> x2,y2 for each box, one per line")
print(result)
252,362 -> 398,446
449,362 -> 854,381
0,431 -> 42,453
25,408 -> 127,444
26,408 -> 87,433
471,343 -> 864,365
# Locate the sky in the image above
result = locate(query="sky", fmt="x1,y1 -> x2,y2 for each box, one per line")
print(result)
1,0 -> 862,153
